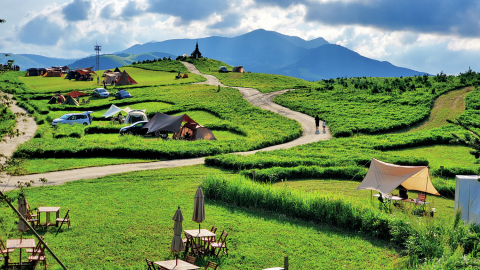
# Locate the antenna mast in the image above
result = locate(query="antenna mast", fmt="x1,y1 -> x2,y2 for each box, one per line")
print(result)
94,42 -> 101,71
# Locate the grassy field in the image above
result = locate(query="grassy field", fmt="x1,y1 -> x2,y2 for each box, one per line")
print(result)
3,64 -> 480,269
18,66 -> 205,94
0,165 -> 399,269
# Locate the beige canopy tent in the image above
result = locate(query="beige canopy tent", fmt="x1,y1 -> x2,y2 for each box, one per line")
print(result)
356,158 -> 440,195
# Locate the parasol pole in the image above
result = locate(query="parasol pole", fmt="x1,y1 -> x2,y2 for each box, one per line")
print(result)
0,191 -> 68,269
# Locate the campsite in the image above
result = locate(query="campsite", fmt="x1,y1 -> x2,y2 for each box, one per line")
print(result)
1,57 -> 480,269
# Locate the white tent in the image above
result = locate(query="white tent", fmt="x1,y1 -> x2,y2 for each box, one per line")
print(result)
356,158 -> 440,195
455,175 -> 480,224
125,110 -> 148,124
102,105 -> 134,118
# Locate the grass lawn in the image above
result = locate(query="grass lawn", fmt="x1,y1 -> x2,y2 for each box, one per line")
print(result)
1,165 -> 399,269
273,178 -> 455,223
387,145 -> 479,170
8,157 -> 157,175
18,67 -> 205,94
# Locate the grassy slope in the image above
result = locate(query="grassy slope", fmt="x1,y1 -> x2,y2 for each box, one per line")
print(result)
0,165 -> 398,269
185,58 -> 318,93
18,66 -> 205,94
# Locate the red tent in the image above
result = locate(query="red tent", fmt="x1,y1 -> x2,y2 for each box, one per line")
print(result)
66,90 -> 89,98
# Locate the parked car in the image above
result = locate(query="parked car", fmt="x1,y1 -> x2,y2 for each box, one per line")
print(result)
52,111 -> 94,126
119,121 -> 148,135
115,89 -> 132,99
92,88 -> 109,98
219,66 -> 229,73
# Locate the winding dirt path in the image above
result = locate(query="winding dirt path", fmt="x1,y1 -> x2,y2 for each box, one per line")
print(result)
2,64 -> 331,191
0,93 -> 37,160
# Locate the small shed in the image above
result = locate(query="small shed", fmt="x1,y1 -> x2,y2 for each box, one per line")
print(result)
232,66 -> 245,73
455,175 -> 480,224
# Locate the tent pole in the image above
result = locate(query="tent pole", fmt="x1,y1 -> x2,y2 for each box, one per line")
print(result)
0,191 -> 68,269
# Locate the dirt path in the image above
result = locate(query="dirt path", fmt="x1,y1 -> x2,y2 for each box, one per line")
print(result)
2,64 -> 331,191
0,93 -> 37,160
392,87 -> 473,134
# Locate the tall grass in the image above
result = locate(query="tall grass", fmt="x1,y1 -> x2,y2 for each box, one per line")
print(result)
201,174 -> 480,268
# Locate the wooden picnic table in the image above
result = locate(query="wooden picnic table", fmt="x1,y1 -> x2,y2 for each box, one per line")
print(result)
184,229 -> 216,257
154,259 -> 200,270
37,207 -> 61,227
6,239 -> 36,268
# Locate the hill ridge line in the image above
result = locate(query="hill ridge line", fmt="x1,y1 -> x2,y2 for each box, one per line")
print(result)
1,64 -> 331,191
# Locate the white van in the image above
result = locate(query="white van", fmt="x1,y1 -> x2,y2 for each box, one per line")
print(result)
52,111 -> 94,126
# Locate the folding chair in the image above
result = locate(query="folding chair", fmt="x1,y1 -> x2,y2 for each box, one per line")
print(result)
377,193 -> 390,212
185,255 -> 196,265
205,261 -> 218,270
28,241 -> 47,270
55,208 -> 71,234
26,210 -> 39,229
210,230 -> 228,257
183,233 -> 193,255
26,236 -> 44,254
145,258 -> 157,270
201,225 -> 217,251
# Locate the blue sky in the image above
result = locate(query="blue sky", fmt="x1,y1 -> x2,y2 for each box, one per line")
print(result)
1,0 -> 480,75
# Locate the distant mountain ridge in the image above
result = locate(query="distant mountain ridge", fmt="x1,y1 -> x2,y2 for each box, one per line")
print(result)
119,29 -> 428,80
3,29 -> 428,80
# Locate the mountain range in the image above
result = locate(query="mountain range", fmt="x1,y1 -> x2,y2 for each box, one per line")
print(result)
1,29 -> 428,80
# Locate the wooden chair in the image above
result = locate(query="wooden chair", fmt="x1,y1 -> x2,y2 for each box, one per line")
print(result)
28,241 -> 47,270
210,230 -> 228,257
27,203 -> 38,218
201,225 -> 217,243
0,237 -> 13,263
185,255 -> 196,265
145,258 -> 157,270
26,236 -> 44,254
204,261 -> 218,270
26,210 -> 39,229
182,233 -> 193,255
56,208 -> 71,230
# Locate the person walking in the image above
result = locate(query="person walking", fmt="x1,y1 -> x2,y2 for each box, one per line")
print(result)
315,115 -> 320,130
323,121 -> 327,132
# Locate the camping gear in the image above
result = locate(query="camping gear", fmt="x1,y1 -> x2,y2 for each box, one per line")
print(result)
356,158 -> 440,196
125,110 -> 147,124
182,73 -> 189,78
47,96 -> 57,104
43,70 -> 63,77
66,90 -> 88,99
192,187 -> 205,233
75,66 -> 94,71
175,123 -> 217,141
114,67 -> 121,73
102,69 -> 112,77
103,72 -> 121,84
103,105 -> 134,118
62,95 -> 80,106
171,207 -> 185,267
116,70 -> 138,86
142,113 -> 197,135
455,175 -> 480,224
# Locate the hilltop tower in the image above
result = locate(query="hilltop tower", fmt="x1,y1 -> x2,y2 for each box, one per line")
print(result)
94,42 -> 101,71
190,40 -> 202,59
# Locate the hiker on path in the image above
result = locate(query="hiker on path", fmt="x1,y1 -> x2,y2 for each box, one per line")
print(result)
315,115 -> 320,130
323,121 -> 326,132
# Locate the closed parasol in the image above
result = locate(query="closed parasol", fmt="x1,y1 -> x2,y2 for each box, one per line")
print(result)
192,187 -> 205,233
171,206 -> 185,267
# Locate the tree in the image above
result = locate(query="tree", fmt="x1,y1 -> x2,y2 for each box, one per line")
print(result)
447,118 -> 480,159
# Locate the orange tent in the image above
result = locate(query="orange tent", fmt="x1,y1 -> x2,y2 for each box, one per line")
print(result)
66,90 -> 89,98
182,73 -> 189,78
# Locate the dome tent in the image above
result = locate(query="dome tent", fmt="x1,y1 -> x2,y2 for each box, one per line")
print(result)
125,110 -> 148,124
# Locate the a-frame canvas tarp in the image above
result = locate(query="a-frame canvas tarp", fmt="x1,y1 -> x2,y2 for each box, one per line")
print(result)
455,175 -> 480,224
142,113 -> 197,134
356,158 -> 440,195
102,105 -> 134,118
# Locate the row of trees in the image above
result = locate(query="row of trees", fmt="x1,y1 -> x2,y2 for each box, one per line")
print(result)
131,56 -> 172,65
